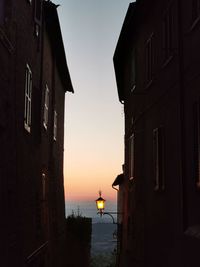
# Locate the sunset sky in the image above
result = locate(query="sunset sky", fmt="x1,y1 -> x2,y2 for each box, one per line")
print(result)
54,0 -> 132,202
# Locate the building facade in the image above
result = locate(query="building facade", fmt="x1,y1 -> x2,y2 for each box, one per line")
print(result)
0,1 -> 73,266
114,1 -> 200,266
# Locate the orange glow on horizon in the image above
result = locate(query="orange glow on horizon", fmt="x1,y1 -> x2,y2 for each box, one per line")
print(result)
63,173 -> 118,202
64,182 -> 117,202
63,156 -> 121,203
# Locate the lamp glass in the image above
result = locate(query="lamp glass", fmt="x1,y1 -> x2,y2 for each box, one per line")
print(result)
96,196 -> 106,211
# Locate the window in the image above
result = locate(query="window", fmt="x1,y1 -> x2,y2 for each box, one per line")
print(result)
145,34 -> 154,85
53,110 -> 57,141
193,102 -> 200,189
162,6 -> 173,63
153,127 -> 165,191
43,85 -> 49,129
129,134 -> 134,180
24,64 -> 32,133
0,0 -> 5,24
192,0 -> 200,23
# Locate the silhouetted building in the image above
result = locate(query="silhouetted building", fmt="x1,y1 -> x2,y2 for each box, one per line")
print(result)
112,173 -> 124,266
114,1 -> 200,266
65,216 -> 92,267
0,1 -> 73,266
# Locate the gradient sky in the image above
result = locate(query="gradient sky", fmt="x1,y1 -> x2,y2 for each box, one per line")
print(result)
53,0 -> 132,201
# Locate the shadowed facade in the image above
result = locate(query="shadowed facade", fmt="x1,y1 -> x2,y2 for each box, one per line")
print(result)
0,1 -> 73,266
114,1 -> 200,266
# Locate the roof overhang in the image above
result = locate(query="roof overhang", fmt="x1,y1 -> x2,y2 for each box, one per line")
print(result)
44,1 -> 74,93
113,2 -> 136,102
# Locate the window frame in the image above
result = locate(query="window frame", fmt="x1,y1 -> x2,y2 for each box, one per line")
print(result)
131,48 -> 136,93
53,110 -> 57,141
34,0 -> 42,37
24,64 -> 32,133
162,5 -> 174,65
145,33 -> 154,86
43,84 -> 49,130
129,134 -> 134,181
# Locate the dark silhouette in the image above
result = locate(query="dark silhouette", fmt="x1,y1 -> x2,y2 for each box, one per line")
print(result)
65,215 -> 92,267
0,1 -> 73,266
114,0 -> 200,266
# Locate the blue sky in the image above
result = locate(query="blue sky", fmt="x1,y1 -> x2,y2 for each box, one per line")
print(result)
53,0 -> 132,201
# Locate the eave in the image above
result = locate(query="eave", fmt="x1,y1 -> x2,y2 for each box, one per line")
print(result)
44,1 -> 74,93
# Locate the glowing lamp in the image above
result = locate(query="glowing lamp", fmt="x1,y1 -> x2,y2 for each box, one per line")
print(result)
95,191 -> 106,216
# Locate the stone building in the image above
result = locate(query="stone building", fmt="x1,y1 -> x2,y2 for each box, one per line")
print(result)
0,1 -> 73,266
114,1 -> 200,266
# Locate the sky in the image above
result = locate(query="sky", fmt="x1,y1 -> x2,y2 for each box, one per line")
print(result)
53,0 -> 132,202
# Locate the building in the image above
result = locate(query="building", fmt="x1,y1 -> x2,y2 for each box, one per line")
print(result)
112,172 -> 125,266
0,1 -> 73,266
114,1 -> 200,266
65,216 -> 92,267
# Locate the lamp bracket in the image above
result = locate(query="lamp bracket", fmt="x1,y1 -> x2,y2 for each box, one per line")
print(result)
97,211 -> 123,225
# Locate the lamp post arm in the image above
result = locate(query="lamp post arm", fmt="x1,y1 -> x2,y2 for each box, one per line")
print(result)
97,211 -> 123,224
104,212 -> 117,224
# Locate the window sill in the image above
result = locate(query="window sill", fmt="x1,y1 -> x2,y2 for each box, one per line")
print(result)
43,123 -> 48,131
24,123 -> 31,133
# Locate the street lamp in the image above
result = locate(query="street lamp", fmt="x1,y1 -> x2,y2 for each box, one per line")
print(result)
95,191 -> 119,224
95,190 -> 122,266
95,191 -> 106,216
